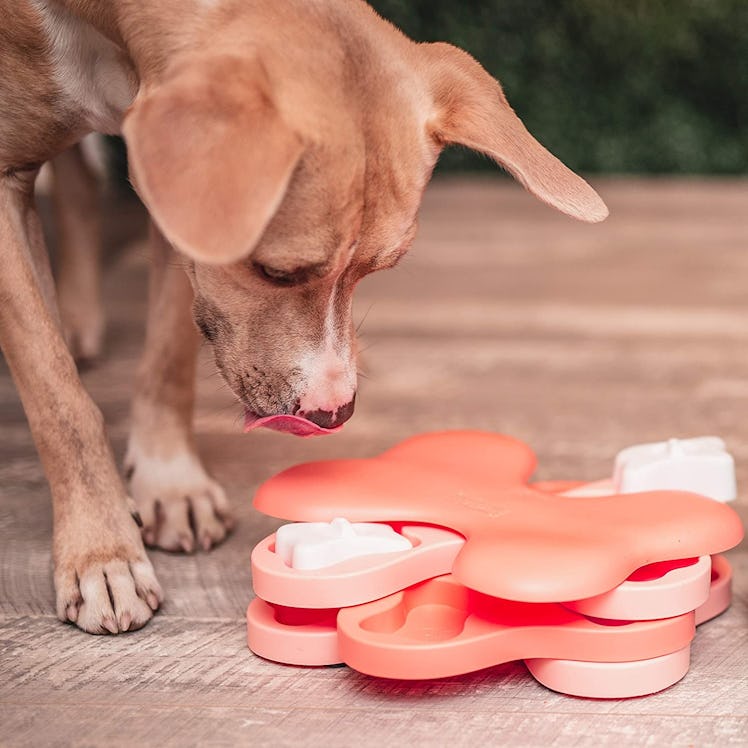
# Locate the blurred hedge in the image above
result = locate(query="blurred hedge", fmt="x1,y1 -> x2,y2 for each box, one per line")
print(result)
370,0 -> 748,174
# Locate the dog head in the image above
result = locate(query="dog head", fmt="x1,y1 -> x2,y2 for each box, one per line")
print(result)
123,4 -> 607,436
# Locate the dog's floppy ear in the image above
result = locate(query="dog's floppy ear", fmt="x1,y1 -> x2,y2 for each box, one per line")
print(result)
123,56 -> 303,264
422,43 -> 608,223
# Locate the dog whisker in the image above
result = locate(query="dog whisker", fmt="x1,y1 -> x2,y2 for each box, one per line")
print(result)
355,302 -> 375,334
357,341 -> 379,355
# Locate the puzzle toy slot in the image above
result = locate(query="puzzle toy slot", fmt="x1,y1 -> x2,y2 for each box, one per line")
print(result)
251,523 -> 465,609
563,555 -> 712,621
247,432 -> 743,698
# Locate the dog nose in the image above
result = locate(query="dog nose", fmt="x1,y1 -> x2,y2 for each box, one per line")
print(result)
301,397 -> 356,429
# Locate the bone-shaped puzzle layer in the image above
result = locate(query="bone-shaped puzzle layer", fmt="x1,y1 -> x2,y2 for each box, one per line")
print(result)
334,575 -> 696,680
253,431 -> 743,603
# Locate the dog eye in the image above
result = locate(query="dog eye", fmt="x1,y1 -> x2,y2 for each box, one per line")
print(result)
195,316 -> 216,342
254,263 -> 299,286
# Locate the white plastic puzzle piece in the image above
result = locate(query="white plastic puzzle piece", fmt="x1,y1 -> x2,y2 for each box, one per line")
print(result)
613,437 -> 736,502
274,518 -> 413,570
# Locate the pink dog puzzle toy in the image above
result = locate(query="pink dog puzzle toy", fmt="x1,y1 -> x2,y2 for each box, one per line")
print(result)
247,432 -> 743,698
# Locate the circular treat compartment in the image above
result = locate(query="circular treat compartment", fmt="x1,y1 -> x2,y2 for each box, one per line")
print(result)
563,556 -> 710,621
246,598 -> 341,666
251,523 -> 464,609
526,645 -> 691,699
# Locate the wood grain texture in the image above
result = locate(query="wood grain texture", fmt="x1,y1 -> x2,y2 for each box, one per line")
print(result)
1,177 -> 747,747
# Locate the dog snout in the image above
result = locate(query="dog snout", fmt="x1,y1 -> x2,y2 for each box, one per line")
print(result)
299,396 -> 356,429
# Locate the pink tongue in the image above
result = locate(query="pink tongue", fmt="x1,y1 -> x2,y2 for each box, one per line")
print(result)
243,413 -> 341,437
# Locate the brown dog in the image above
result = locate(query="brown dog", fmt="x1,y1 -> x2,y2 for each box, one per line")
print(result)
0,0 -> 608,634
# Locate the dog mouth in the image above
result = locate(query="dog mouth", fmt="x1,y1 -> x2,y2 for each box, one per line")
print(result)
243,411 -> 343,437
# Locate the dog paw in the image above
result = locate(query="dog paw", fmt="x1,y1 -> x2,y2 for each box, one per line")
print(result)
54,510 -> 163,635
125,445 -> 234,553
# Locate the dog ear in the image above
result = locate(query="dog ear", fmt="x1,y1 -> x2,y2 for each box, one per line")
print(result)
122,56 -> 303,264
422,43 -> 608,223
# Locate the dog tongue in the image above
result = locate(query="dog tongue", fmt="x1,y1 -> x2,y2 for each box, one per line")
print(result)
243,413 -> 342,437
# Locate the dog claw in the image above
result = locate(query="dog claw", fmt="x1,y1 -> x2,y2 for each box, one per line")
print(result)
119,612 -> 132,632
201,532 -> 213,552
146,592 -> 160,611
179,535 -> 194,553
102,616 -> 119,635
66,603 -> 79,622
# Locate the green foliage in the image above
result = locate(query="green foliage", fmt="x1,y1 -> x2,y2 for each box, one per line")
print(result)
369,0 -> 748,173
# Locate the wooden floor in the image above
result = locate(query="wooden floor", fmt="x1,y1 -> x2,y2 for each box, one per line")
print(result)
1,178 -> 747,747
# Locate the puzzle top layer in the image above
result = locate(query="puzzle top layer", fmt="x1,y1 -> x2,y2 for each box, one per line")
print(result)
253,431 -> 744,602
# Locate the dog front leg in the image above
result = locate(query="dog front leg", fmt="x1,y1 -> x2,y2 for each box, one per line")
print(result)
0,174 -> 162,634
50,144 -> 105,364
125,224 -> 233,553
